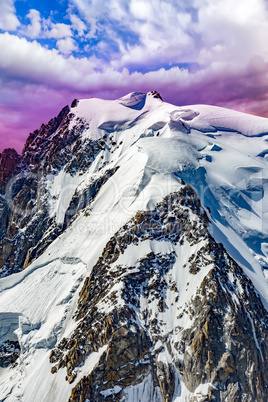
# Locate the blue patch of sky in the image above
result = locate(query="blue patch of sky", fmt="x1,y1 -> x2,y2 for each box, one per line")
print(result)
126,62 -> 198,75
15,0 -> 69,21
74,37 -> 98,55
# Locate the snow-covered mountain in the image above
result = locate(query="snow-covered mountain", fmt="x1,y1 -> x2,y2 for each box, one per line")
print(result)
1,91 -> 268,401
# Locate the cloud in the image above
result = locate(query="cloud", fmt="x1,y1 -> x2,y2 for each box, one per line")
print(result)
22,10 -> 72,41
196,0 -> 268,66
0,0 -> 20,31
44,22 -> 73,39
70,14 -> 87,36
0,33 -> 96,88
56,37 -> 77,54
2,16 -> 268,106
1,32 -> 268,109
67,0 -> 268,71
26,9 -> 41,39
69,0 -> 196,67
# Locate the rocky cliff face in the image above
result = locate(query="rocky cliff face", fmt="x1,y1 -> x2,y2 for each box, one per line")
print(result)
49,187 -> 268,402
1,92 -> 268,402
0,148 -> 21,192
0,103 -> 111,277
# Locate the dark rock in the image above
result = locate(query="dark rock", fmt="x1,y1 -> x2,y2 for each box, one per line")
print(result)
49,185 -> 268,401
71,99 -> 79,108
0,340 -> 20,368
0,148 -> 21,192
150,91 -> 163,101
179,245 -> 268,401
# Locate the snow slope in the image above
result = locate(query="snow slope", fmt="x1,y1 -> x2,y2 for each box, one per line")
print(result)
1,92 -> 268,401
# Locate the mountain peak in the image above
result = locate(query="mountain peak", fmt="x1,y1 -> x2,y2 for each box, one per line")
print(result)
1,94 -> 268,401
117,91 -> 163,110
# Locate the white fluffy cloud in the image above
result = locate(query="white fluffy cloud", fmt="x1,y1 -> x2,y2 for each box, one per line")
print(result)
112,0 -> 194,68
196,0 -> 268,66
70,14 -> 87,36
68,0 -> 268,70
0,33 -> 93,88
2,0 -> 268,71
22,10 -> 72,41
1,0 -> 268,100
69,0 -> 196,66
26,9 -> 41,39
45,22 -> 73,39
1,31 -> 268,114
0,0 -> 20,31
56,37 -> 77,54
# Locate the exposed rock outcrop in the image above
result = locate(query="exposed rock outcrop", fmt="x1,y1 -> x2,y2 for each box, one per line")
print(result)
179,253 -> 268,401
0,148 -> 21,192
49,186 -> 268,402
0,340 -> 20,368
0,105 -> 117,277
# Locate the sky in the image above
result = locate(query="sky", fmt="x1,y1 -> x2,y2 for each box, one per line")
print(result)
1,0 -> 268,152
